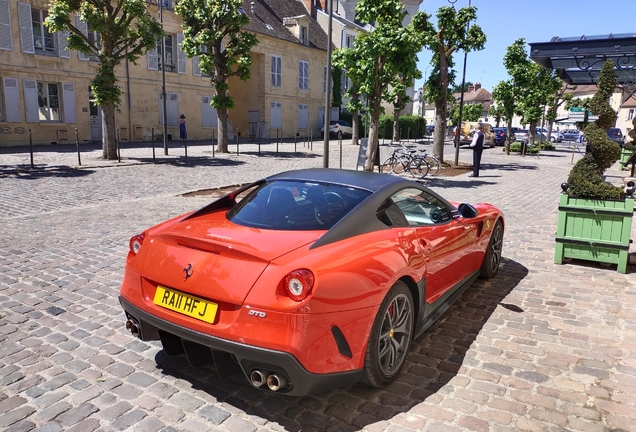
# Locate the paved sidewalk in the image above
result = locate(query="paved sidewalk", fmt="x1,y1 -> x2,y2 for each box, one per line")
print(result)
0,139 -> 635,432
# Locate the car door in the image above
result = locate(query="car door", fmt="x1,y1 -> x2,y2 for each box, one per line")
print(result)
390,188 -> 475,304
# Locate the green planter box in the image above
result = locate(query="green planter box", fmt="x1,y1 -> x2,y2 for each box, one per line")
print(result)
620,148 -> 634,171
555,195 -> 634,273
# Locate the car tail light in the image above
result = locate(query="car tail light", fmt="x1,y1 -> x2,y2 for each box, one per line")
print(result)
129,233 -> 145,256
283,269 -> 314,302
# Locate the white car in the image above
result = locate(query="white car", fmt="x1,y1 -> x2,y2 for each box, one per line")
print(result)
536,128 -> 563,143
320,120 -> 353,138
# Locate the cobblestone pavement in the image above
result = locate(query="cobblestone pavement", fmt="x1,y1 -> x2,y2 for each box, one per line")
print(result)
1,139 -> 635,432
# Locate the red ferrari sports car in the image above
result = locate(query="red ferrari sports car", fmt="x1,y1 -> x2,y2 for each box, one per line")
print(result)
119,168 -> 504,395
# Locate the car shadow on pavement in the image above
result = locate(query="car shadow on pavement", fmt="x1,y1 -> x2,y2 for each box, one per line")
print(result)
151,257 -> 528,431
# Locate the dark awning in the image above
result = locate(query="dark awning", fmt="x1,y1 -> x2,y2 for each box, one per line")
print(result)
529,33 -> 636,98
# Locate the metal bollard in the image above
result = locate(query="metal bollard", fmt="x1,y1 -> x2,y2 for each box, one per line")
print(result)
276,129 -> 279,153
258,128 -> 261,155
117,127 -> 121,162
29,129 -> 34,168
75,128 -> 81,166
212,129 -> 216,158
151,127 -> 156,162
310,129 -> 313,151
184,136 -> 188,160
338,131 -> 343,169
236,128 -> 239,155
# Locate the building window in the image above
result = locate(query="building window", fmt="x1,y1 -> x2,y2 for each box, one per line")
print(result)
87,24 -> 100,61
345,34 -> 355,48
343,75 -> 351,93
628,109 -> 635,121
31,8 -> 55,54
271,55 -> 282,87
298,60 -> 308,91
157,35 -> 176,72
300,26 -> 308,45
37,82 -> 60,121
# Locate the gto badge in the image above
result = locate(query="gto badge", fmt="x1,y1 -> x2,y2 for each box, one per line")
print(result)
183,263 -> 193,280
248,310 -> 267,318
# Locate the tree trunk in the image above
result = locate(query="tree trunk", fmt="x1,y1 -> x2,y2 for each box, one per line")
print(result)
505,119 -> 513,156
364,98 -> 382,171
392,109 -> 400,143
352,109 -> 360,146
433,99 -> 446,161
102,100 -> 117,160
217,108 -> 229,153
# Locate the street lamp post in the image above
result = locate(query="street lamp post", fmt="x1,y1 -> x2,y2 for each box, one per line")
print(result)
453,0 -> 471,167
322,1 -> 334,168
159,0 -> 168,155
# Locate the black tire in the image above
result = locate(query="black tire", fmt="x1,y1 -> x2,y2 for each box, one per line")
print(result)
479,219 -> 503,279
361,281 -> 414,388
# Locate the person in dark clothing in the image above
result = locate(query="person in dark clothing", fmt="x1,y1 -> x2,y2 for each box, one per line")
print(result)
469,123 -> 485,177
179,114 -> 187,142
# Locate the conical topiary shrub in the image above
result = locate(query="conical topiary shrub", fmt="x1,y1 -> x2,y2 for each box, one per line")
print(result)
566,60 -> 623,199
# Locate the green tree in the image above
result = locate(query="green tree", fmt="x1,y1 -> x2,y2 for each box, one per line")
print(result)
385,54 -> 421,142
450,81 -> 473,94
502,38 -> 562,151
332,47 -> 365,145
421,6 -> 486,162
46,0 -> 163,160
176,0 -> 258,153
490,80 -> 517,154
567,60 -> 622,199
450,103 -> 482,124
332,0 -> 426,171
545,82 -> 575,140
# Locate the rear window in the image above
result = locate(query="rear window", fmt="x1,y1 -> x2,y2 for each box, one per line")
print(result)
608,129 -> 622,136
227,180 -> 370,230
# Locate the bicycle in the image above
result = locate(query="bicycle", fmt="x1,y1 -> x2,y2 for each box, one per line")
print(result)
381,143 -> 429,178
415,149 -> 440,176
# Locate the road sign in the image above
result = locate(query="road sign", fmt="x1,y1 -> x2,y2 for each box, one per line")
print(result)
569,107 -> 585,113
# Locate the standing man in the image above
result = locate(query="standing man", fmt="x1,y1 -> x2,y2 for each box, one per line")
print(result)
469,123 -> 485,177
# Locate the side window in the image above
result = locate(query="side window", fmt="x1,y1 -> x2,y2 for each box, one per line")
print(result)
390,188 -> 451,226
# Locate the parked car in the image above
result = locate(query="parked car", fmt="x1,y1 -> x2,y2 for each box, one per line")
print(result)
536,128 -> 563,142
562,129 -> 582,141
119,168 -> 504,395
493,127 -> 507,146
425,125 -> 435,135
454,122 -> 496,148
607,127 -> 625,146
320,120 -> 353,138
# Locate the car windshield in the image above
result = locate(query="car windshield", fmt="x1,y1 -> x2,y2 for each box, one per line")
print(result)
608,129 -> 622,136
227,180 -> 371,230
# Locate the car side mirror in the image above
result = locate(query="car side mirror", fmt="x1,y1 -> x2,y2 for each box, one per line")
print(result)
458,203 -> 478,218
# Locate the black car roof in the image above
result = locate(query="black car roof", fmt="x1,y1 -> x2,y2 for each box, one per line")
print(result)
267,168 -> 408,193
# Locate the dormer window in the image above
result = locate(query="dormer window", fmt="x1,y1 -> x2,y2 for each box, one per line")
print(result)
283,15 -> 310,46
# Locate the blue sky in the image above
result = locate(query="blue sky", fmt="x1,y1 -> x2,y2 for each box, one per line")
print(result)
414,0 -> 635,93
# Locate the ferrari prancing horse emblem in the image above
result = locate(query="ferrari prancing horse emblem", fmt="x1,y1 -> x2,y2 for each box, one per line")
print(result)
183,263 -> 193,280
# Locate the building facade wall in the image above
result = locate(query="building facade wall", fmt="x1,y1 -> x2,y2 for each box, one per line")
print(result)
0,0 -> 328,147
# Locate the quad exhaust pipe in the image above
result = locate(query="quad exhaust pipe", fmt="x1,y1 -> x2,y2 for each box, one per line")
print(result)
250,370 -> 289,391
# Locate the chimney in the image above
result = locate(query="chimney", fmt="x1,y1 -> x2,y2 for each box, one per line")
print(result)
474,82 -> 482,91
468,85 -> 475,93
302,0 -> 317,17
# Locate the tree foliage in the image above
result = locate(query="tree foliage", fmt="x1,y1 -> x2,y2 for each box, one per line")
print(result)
567,60 -> 623,199
490,80 -> 516,153
176,0 -> 258,152
450,103 -> 481,124
46,0 -> 163,160
420,5 -> 486,162
331,0 -> 426,171
502,38 -> 562,150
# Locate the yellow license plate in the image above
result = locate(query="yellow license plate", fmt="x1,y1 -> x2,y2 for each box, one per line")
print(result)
153,286 -> 218,324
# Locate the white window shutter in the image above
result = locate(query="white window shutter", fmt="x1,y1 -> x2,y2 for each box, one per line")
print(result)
147,41 -> 158,70
23,78 -> 39,122
201,96 -> 217,127
177,33 -> 186,74
58,30 -> 70,58
3,78 -> 21,122
0,0 -> 12,51
167,92 -> 178,125
74,16 -> 89,60
193,56 -> 201,76
62,82 -> 76,123
18,2 -> 34,54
